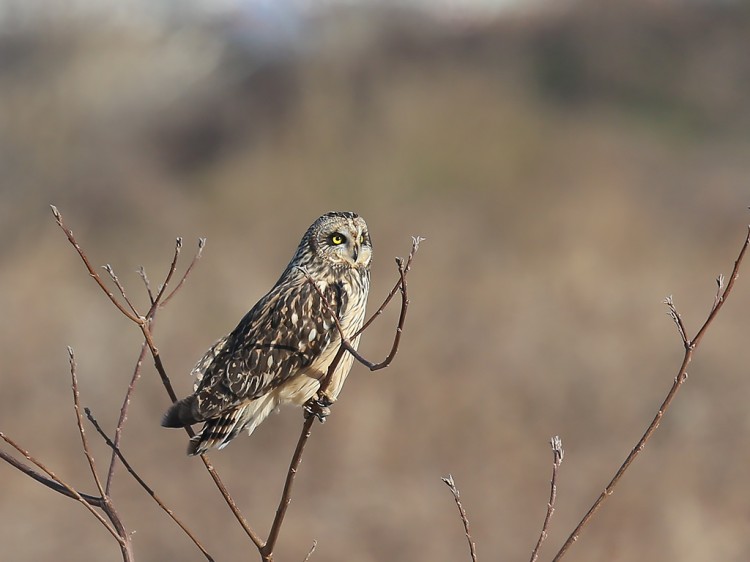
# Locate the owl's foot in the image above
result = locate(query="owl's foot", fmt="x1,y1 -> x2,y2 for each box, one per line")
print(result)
304,395 -> 333,423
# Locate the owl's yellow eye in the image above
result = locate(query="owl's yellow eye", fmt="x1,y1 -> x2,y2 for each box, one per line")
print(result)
359,234 -> 366,244
330,233 -> 346,245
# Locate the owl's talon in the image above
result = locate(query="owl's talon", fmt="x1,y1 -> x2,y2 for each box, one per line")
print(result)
316,393 -> 334,408
304,397 -> 332,423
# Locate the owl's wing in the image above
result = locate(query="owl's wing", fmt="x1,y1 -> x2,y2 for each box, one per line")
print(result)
190,275 -> 347,422
191,334 -> 231,391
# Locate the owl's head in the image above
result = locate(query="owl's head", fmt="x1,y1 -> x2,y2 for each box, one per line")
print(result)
300,211 -> 372,271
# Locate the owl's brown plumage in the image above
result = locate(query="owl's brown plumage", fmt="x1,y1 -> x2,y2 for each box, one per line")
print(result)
162,212 -> 372,455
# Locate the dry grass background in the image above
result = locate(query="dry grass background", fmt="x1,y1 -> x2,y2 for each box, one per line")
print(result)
1,2 -> 750,561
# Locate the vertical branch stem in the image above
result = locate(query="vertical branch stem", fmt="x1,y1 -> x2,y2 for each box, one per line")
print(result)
529,437 -> 564,562
106,339 -> 149,494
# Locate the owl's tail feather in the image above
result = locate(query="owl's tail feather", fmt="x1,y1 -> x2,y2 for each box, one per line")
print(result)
187,408 -> 245,456
161,396 -> 201,428
186,394 -> 279,456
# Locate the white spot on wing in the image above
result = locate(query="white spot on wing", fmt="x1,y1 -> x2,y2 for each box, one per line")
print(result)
308,328 -> 317,342
267,356 -> 274,368
291,312 -> 299,325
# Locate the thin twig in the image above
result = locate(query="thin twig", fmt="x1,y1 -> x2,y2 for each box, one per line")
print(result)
104,264 -> 140,319
0,432 -> 123,544
712,274 -> 725,312
442,474 -> 478,562
552,225 -> 750,561
161,238 -> 206,307
108,238 -> 196,492
50,205 -> 139,323
356,235 -> 424,337
68,347 -> 107,500
663,295 -> 688,347
86,409 -> 215,561
147,237 -> 182,318
106,339 -> 150,494
0,448 -> 102,505
530,436 -> 564,562
302,540 -> 318,562
138,266 -> 155,305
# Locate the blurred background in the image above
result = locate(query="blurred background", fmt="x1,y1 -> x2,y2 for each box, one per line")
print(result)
1,0 -> 750,560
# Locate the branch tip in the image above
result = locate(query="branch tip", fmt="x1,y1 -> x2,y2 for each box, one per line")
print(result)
550,435 -> 564,463
442,473 -> 477,562
302,540 -> 318,562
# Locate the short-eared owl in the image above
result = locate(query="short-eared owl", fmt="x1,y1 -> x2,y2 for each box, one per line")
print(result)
162,212 -> 372,455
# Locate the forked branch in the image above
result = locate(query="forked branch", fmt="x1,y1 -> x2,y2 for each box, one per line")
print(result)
50,206 -> 263,551
86,409 -> 214,561
1,365 -> 134,562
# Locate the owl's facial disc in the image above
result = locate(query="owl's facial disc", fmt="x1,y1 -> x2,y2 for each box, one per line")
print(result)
326,222 -> 371,270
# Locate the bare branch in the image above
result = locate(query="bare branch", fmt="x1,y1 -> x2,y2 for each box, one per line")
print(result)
690,225 -> 750,345
86,409 -> 215,561
663,296 -> 688,347
552,225 -> 750,561
103,264 -> 140,319
530,436 -> 564,562
138,266 -> 156,305
262,416 -> 316,560
356,235 -> 424,336
50,205 -> 140,323
0,448 -> 102,505
147,237 -> 182,317
713,274 -> 725,311
106,339 -> 149,494
161,237 -> 206,307
185,451 -> 263,550
442,474 -> 478,562
0,432 -> 123,545
302,540 -> 318,562
68,347 -> 107,500
107,239 -> 203,492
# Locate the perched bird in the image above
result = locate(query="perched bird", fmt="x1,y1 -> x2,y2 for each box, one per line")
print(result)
162,212 -> 372,455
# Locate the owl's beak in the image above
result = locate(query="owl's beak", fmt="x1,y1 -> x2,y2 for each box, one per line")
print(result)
351,244 -> 359,262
